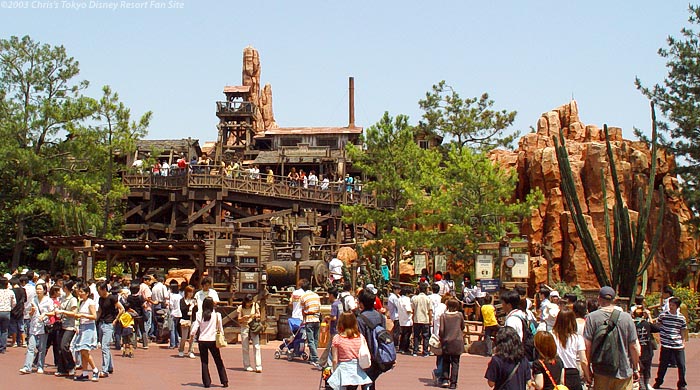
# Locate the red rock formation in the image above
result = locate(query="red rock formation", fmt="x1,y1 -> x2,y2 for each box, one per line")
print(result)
242,46 -> 277,133
491,101 -> 698,291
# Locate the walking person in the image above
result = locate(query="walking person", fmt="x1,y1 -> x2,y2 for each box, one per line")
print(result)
126,284 -> 148,349
438,299 -> 465,389
178,285 -> 197,358
397,286 -> 413,354
60,283 -> 100,382
96,280 -> 124,378
319,287 -> 341,367
484,327 -> 531,389
632,307 -> 659,390
235,294 -> 262,373
300,279 -> 322,367
552,308 -> 591,390
532,331 -> 565,390
326,312 -> 373,390
168,281 -> 182,350
411,284 -> 432,357
189,297 -> 228,388
45,285 -> 62,371
652,296 -> 687,390
54,280 -> 78,377
19,282 -> 54,375
480,293 -> 499,357
0,277 -> 16,354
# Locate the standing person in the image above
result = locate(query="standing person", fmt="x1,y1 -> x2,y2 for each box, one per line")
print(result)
552,308 -> 591,390
357,288 -> 387,390
326,312 -> 373,390
652,296 -> 687,390
573,301 -> 588,336
178,285 -> 197,358
189,297 -> 228,388
126,284 -> 148,349
481,293 -> 499,357
280,279 -> 305,356
54,280 -> 78,377
542,291 -> 561,331
439,299 -> 465,389
45,285 -> 62,372
19,283 -> 53,375
484,327 -> 532,390
397,287 -> 413,354
532,331 -> 565,390
583,286 -> 640,390
386,284 -> 401,348
150,275 -> 169,342
320,287 -> 341,367
300,279 -> 322,367
168,281 -> 182,350
0,277 -> 16,353
96,281 -> 124,378
411,284 -> 432,357
632,307 -> 659,390
328,257 -> 345,285
60,284 -> 100,382
9,277 -> 26,348
431,295 -> 448,385
195,277 -> 220,316
235,294 -> 262,373
138,275 -> 154,344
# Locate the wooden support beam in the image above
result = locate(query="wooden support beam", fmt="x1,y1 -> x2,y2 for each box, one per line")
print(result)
124,203 -> 146,219
188,201 -> 217,224
144,201 -> 173,221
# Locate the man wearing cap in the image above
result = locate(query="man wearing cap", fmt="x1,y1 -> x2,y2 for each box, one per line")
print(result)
542,290 -> 561,331
584,286 -> 640,390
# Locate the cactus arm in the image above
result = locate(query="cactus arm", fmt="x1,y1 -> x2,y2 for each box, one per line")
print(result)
602,169 -> 616,283
637,184 -> 666,276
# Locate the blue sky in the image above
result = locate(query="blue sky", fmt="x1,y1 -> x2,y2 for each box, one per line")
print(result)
1,1 -> 691,144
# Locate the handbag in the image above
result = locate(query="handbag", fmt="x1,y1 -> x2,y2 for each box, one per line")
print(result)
180,319 -> 191,327
358,335 -> 372,369
429,334 -> 443,355
215,312 -> 228,348
248,318 -> 264,334
540,360 -> 569,390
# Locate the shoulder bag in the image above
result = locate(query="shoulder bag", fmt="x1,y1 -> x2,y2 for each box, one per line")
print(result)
248,304 -> 265,334
358,334 -> 372,369
540,360 -> 569,390
215,312 -> 228,348
496,360 -> 521,390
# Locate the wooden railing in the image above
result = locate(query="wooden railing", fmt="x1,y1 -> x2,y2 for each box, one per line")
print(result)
216,101 -> 255,116
123,172 -> 378,207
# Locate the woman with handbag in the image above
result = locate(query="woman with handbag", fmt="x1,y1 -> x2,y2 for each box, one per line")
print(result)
178,285 -> 197,358
235,294 -> 263,373
59,283 -> 100,382
485,327 -> 531,390
189,297 -> 228,388
53,280 -> 78,376
532,331 -> 565,390
326,311 -> 372,390
439,299 -> 465,389
19,283 -> 55,375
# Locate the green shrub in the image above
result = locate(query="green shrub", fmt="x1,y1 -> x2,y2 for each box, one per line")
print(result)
552,282 -> 585,302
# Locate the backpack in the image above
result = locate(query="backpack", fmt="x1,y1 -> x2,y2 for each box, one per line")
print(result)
359,313 -> 396,372
11,287 -> 26,320
518,316 -> 536,362
590,309 -> 622,377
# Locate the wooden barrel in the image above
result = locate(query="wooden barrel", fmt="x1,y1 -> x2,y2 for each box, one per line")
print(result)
277,315 -> 292,339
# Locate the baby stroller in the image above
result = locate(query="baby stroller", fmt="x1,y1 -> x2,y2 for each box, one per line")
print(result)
274,322 -> 308,361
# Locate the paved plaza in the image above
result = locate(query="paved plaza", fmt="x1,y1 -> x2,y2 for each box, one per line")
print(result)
1,339 -> 698,389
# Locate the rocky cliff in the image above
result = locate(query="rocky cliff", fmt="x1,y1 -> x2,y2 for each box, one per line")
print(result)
490,101 -> 698,290
242,46 -> 277,133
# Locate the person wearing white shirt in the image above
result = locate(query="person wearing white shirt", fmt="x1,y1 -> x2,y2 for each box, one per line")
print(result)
189,297 -> 228,388
279,279 -> 305,356
168,282 -> 182,349
195,277 -> 220,317
386,284 -> 402,346
161,161 -> 170,176
429,284 -> 443,316
501,290 -> 526,341
320,175 -> 330,191
328,257 -> 344,283
397,287 -> 414,354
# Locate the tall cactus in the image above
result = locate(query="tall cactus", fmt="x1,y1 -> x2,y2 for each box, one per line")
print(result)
554,102 -> 665,300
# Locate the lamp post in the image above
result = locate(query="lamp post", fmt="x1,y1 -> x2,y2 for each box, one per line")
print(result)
293,242 -> 302,286
689,258 -> 699,293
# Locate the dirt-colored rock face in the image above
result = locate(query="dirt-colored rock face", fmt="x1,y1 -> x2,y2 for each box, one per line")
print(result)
491,101 -> 698,291
242,46 -> 276,133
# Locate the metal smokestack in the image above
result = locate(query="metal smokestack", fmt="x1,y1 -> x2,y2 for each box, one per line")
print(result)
348,77 -> 355,128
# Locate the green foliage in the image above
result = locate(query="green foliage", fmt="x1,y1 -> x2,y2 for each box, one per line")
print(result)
645,292 -> 661,310
0,35 -> 148,268
552,281 -> 585,302
93,260 -> 125,279
636,5 -> 700,229
418,80 -> 518,151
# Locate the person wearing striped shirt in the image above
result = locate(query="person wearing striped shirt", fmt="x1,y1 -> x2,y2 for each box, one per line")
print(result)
300,279 -> 321,367
653,296 -> 687,390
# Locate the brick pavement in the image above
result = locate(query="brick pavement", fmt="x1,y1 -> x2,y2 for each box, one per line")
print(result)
0,339 -> 698,389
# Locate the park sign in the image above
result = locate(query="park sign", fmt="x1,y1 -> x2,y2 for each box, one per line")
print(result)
475,254 -> 493,279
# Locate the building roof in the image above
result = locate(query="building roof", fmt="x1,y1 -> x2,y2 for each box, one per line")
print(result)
136,138 -> 201,151
259,126 -> 363,136
223,85 -> 251,94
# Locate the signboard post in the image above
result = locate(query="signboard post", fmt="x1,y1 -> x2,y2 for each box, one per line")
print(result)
475,254 -> 494,280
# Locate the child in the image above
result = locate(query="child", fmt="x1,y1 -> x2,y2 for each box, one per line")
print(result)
653,296 -> 687,390
118,311 -> 135,358
532,331 -> 564,390
633,307 -> 659,390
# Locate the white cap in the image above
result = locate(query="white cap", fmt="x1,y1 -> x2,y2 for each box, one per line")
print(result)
20,269 -> 28,275
365,284 -> 378,294
3,273 -> 11,279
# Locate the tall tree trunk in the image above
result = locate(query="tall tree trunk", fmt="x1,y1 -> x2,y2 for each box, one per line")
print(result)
11,216 -> 25,270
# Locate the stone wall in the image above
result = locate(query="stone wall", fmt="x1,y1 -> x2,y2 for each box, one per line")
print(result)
490,101 -> 698,290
